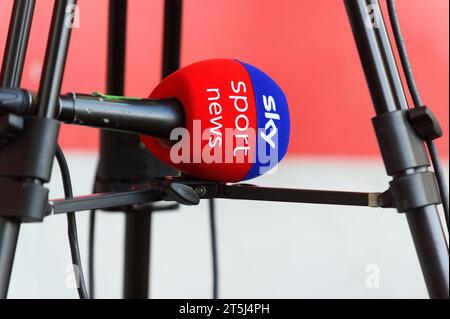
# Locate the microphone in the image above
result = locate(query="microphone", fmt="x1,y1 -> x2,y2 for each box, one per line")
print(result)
0,59 -> 290,182
57,93 -> 184,139
141,59 -> 290,182
0,89 -> 184,139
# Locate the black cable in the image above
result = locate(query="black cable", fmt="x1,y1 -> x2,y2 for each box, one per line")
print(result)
386,0 -> 422,108
88,209 -> 95,298
55,145 -> 89,299
387,0 -> 449,231
427,142 -> 449,228
208,199 -> 219,299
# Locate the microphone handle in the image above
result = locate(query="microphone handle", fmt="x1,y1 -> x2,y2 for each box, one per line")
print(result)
58,93 -> 184,139
1,88 -> 185,139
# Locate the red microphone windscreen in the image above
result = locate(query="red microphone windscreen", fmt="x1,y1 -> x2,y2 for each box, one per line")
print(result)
141,59 -> 290,182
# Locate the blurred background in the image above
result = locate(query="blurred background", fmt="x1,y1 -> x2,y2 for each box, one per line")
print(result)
0,0 -> 448,298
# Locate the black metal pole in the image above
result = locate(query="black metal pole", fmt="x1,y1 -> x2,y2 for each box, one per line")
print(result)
123,208 -> 151,298
36,0 -> 76,119
208,199 -> 218,299
103,0 -> 153,299
95,0 -> 179,299
105,0 -> 152,299
0,0 -> 35,88
122,0 -> 182,298
1,0 -> 75,298
0,0 -> 35,298
85,1 -> 183,299
162,0 -> 182,77
90,0 -> 129,298
344,0 -> 448,298
106,0 -> 126,96
0,218 -> 20,298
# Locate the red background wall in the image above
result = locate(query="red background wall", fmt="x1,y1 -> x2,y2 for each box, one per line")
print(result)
1,0 -> 448,157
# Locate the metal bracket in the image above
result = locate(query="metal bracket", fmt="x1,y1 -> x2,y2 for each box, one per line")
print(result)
379,171 -> 442,213
47,177 -> 394,215
0,113 -> 23,145
0,116 -> 59,222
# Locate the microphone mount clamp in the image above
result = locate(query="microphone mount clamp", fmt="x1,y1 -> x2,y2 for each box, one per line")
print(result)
47,176 -> 403,216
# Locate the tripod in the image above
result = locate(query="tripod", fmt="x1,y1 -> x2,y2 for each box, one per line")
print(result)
93,0 -> 181,299
0,0 -> 448,299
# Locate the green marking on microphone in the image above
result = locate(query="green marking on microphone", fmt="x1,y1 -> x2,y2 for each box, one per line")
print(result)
91,91 -> 142,101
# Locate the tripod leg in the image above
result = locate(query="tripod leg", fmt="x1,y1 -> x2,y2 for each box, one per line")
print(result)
162,0 -> 183,77
0,221 -> 20,298
122,0 -> 183,299
344,0 -> 449,298
406,207 -> 449,297
123,209 -> 152,298
100,0 -> 180,299
0,0 -> 36,298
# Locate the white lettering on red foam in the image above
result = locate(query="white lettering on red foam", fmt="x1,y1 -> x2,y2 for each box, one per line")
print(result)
206,88 -> 223,148
206,81 -> 252,158
230,81 -> 251,157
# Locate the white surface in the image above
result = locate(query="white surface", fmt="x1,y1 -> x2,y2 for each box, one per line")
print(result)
7,152 -> 449,299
